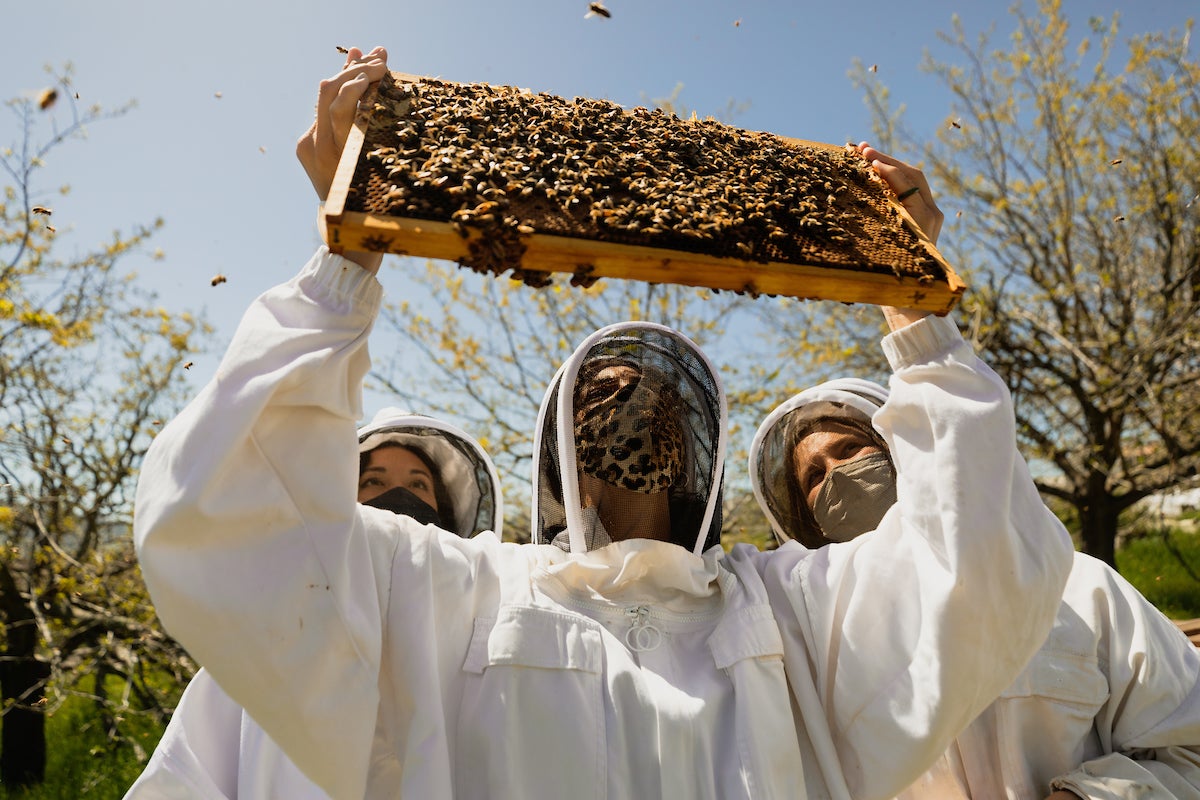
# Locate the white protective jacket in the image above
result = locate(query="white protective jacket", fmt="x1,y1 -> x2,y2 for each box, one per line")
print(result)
901,551 -> 1200,800
123,669 -> 325,799
751,379 -> 1200,799
126,410 -> 505,799
134,248 -> 1074,800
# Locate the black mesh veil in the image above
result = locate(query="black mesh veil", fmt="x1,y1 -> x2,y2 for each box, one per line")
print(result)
358,409 -> 503,538
749,379 -> 890,547
531,322 -> 726,556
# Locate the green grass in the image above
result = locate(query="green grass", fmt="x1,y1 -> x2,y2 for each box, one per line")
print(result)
0,680 -> 170,800
1116,527 -> 1200,620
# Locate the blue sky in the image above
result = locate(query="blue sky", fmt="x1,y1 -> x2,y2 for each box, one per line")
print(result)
3,0 -> 1195,393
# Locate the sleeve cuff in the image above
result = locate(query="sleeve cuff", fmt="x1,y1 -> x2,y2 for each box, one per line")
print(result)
296,246 -> 384,317
880,313 -> 965,372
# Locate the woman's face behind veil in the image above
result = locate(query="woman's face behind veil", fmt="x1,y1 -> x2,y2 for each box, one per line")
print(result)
573,361 -> 686,495
533,324 -> 725,555
358,444 -> 440,511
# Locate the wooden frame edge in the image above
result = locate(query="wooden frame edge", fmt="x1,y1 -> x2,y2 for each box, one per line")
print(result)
327,210 -> 964,313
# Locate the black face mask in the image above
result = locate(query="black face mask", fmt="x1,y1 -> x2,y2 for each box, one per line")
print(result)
362,486 -> 445,529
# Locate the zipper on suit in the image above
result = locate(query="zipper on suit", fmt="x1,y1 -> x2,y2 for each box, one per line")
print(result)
625,605 -> 663,652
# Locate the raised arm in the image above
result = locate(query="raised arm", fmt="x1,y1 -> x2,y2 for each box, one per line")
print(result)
297,45 -> 388,274
757,146 -> 1074,799
134,49 -> 395,799
856,141 -> 944,332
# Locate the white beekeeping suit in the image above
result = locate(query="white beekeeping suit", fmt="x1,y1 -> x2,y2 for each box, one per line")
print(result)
133,246 -> 1075,799
124,410 -> 502,800
750,378 -> 1200,799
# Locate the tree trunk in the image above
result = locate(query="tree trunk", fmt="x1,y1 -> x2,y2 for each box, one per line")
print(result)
0,563 -> 50,787
0,656 -> 51,786
1079,497 -> 1119,568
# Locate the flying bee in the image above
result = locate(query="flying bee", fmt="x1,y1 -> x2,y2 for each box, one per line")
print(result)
336,45 -> 350,54
31,206 -> 51,216
211,273 -> 228,287
1109,158 -> 1123,166
46,225 -> 56,233
949,119 -> 962,130
869,64 -> 878,73
37,87 -> 57,110
214,91 -> 223,99
183,361 -> 194,370
1113,215 -> 1126,222
586,2 -> 611,18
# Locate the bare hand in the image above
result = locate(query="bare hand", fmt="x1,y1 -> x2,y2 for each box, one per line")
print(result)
855,142 -> 944,246
855,142 -> 942,330
297,47 -> 388,274
296,46 -> 389,201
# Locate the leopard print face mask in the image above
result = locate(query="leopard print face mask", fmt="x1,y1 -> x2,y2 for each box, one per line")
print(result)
573,362 -> 685,494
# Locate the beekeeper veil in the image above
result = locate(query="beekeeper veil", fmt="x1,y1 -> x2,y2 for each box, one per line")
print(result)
531,322 -> 726,556
750,378 -> 892,548
358,408 -> 504,538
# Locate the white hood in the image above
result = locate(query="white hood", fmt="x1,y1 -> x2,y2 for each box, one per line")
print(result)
749,377 -> 890,546
358,408 -> 504,538
530,322 -> 727,556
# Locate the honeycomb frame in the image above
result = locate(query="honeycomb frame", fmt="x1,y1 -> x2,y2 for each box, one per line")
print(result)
324,71 -> 965,311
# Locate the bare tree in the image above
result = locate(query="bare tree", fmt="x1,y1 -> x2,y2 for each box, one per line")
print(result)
0,67 -> 202,785
790,0 -> 1200,567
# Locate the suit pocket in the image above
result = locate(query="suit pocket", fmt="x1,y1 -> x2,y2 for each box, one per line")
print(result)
456,606 -> 606,799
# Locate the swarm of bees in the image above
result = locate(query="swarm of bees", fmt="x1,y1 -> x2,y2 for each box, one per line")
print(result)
344,72 -> 946,288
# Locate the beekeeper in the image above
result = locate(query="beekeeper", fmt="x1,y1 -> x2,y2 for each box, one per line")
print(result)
751,378 -> 1200,799
124,410 -> 503,799
132,46 -> 1074,799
